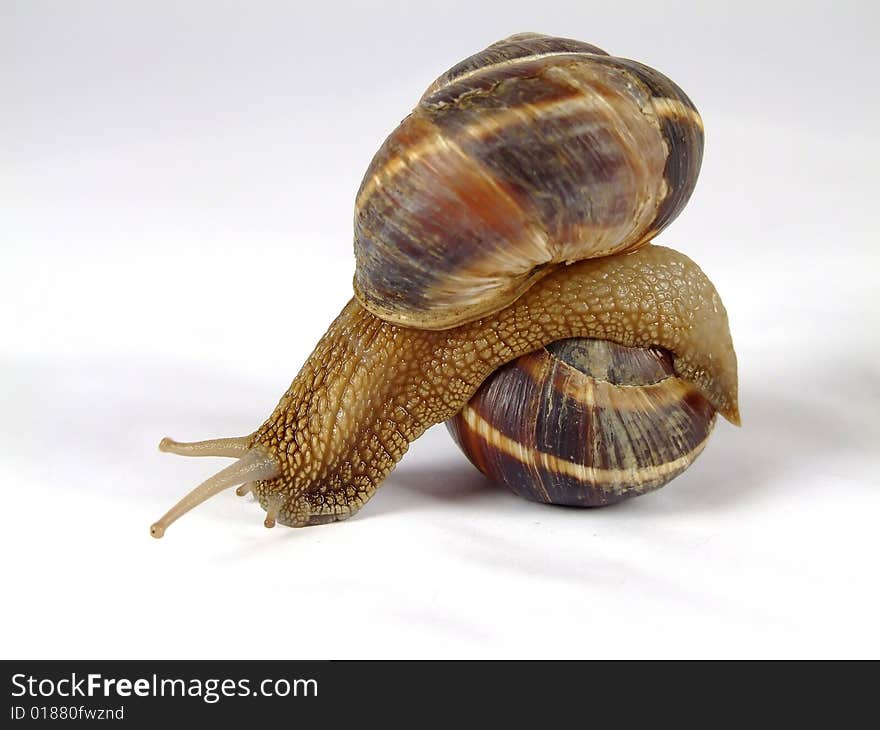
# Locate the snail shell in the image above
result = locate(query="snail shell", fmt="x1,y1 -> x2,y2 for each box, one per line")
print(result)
353,33 -> 704,329
447,338 -> 716,506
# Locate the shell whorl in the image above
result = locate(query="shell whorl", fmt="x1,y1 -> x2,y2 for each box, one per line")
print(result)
353,33 -> 704,330
446,338 -> 717,506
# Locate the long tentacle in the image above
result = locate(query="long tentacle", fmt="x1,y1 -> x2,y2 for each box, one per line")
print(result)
158,435 -> 252,458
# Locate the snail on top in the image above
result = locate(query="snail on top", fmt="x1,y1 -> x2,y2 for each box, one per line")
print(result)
151,33 -> 738,537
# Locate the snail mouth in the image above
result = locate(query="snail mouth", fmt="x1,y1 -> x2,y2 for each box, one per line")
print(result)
150,437 -> 280,538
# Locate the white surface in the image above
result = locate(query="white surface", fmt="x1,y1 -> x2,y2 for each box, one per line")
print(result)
2,1 -> 878,659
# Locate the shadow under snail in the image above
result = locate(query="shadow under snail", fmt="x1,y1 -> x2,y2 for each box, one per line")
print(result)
151,33 -> 739,537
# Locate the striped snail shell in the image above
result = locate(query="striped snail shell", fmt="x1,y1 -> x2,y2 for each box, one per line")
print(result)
447,338 -> 717,506
354,32 -> 704,330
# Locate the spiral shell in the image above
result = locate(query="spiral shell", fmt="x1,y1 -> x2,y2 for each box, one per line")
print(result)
446,338 -> 717,506
353,33 -> 704,330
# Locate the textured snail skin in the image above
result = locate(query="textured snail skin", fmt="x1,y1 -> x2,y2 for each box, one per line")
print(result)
446,338 -> 717,506
354,33 -> 703,330
249,245 -> 738,527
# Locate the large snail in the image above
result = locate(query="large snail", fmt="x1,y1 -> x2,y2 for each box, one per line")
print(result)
151,33 -> 738,537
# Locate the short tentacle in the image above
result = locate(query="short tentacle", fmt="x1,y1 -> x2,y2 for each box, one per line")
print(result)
235,482 -> 254,497
263,494 -> 283,529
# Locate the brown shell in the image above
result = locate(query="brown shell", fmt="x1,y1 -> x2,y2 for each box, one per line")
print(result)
446,338 -> 717,506
353,33 -> 704,330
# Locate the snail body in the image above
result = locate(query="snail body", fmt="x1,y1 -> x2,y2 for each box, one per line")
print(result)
150,34 -> 738,537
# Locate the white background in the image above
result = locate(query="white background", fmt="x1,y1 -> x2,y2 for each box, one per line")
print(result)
2,1 -> 878,659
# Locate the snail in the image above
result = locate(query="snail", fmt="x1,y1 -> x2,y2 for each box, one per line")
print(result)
151,33 -> 738,537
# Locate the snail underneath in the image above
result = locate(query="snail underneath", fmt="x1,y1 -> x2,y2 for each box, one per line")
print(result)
151,33 -> 739,537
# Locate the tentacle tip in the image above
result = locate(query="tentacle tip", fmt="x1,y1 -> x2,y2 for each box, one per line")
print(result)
264,516 -> 276,529
150,523 -> 166,539
158,437 -> 175,453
